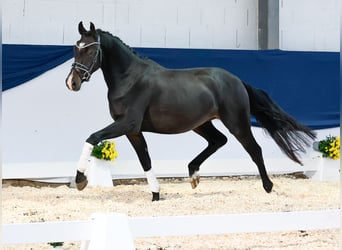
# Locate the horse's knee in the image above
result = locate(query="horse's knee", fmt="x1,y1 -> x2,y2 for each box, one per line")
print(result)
86,133 -> 101,145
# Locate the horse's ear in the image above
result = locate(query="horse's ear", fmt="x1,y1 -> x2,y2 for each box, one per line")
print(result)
89,22 -> 97,37
78,21 -> 87,35
90,22 -> 96,32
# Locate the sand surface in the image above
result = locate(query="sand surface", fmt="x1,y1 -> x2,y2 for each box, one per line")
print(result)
2,175 -> 340,249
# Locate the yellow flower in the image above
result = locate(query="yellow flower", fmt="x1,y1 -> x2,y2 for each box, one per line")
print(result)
92,140 -> 119,161
318,136 -> 340,160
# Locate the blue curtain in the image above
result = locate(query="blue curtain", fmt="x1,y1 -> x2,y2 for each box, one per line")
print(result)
2,45 -> 339,129
2,44 -> 73,91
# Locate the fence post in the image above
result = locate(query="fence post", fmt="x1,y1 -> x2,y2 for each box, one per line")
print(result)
82,213 -> 135,250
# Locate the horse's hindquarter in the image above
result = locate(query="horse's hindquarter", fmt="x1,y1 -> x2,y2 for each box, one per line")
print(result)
141,68 -> 226,134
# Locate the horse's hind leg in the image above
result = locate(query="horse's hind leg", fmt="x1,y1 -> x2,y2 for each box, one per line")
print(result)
221,114 -> 273,193
189,121 -> 228,189
237,130 -> 273,192
126,133 -> 160,201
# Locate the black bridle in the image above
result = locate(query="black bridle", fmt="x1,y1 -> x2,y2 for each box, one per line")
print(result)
72,36 -> 102,82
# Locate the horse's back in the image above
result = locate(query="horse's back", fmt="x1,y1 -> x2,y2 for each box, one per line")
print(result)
162,67 -> 249,112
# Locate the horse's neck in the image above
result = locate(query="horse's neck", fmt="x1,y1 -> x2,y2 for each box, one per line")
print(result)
100,37 -> 146,93
100,38 -> 132,84
102,40 -> 132,72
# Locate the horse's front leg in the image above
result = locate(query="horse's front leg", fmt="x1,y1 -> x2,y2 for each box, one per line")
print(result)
75,142 -> 93,190
75,118 -> 141,191
127,133 -> 160,201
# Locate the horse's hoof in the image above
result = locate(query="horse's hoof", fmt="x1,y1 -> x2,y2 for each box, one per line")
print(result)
263,180 -> 273,193
76,179 -> 88,191
152,192 -> 160,201
190,172 -> 200,189
75,171 -> 88,191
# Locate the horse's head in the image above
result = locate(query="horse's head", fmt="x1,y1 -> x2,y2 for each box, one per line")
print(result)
66,22 -> 102,91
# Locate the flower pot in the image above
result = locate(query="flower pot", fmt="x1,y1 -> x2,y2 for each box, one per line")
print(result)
86,157 -> 113,187
312,141 -> 320,151
306,156 -> 340,181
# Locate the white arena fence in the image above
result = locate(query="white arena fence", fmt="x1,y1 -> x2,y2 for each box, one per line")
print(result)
2,210 -> 340,249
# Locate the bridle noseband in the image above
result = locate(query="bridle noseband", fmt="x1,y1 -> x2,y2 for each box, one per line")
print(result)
72,36 -> 102,82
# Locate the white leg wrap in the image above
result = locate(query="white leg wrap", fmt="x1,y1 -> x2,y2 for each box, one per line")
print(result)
145,169 -> 160,193
77,142 -> 94,173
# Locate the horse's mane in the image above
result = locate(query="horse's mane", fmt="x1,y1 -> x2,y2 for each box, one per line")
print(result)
98,29 -> 147,60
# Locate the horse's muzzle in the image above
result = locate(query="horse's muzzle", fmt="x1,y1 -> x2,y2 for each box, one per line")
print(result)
66,70 -> 82,91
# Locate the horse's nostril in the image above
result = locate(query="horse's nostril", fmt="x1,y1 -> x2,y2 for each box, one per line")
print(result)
72,80 -> 77,88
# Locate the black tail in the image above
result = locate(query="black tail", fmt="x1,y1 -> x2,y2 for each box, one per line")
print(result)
243,82 -> 316,165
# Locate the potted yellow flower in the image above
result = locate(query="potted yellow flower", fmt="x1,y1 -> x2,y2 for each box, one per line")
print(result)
310,135 -> 340,181
315,136 -> 340,160
87,140 -> 118,187
91,140 -> 119,161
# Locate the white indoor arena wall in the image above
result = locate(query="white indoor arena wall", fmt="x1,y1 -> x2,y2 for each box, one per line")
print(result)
279,0 -> 340,51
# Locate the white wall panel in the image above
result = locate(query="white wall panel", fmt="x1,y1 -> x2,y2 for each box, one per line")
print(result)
114,1 -> 129,26
279,0 -> 339,51
2,0 -> 25,43
141,25 -> 166,47
177,4 -> 201,26
200,5 -> 226,26
165,26 -> 190,48
127,0 -> 178,28
238,28 -> 258,49
113,25 -> 142,47
102,3 -> 116,28
189,26 -> 213,48
212,26 -> 236,49
3,0 -> 258,49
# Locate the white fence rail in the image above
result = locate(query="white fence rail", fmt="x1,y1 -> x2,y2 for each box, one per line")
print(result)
2,210 -> 340,249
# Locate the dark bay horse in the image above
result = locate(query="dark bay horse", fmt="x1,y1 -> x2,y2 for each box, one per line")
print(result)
66,22 -> 316,201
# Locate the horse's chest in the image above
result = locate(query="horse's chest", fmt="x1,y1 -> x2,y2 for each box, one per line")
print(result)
108,99 -> 127,118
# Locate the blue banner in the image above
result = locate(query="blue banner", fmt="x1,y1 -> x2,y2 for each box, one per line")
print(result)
3,44 -> 73,91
